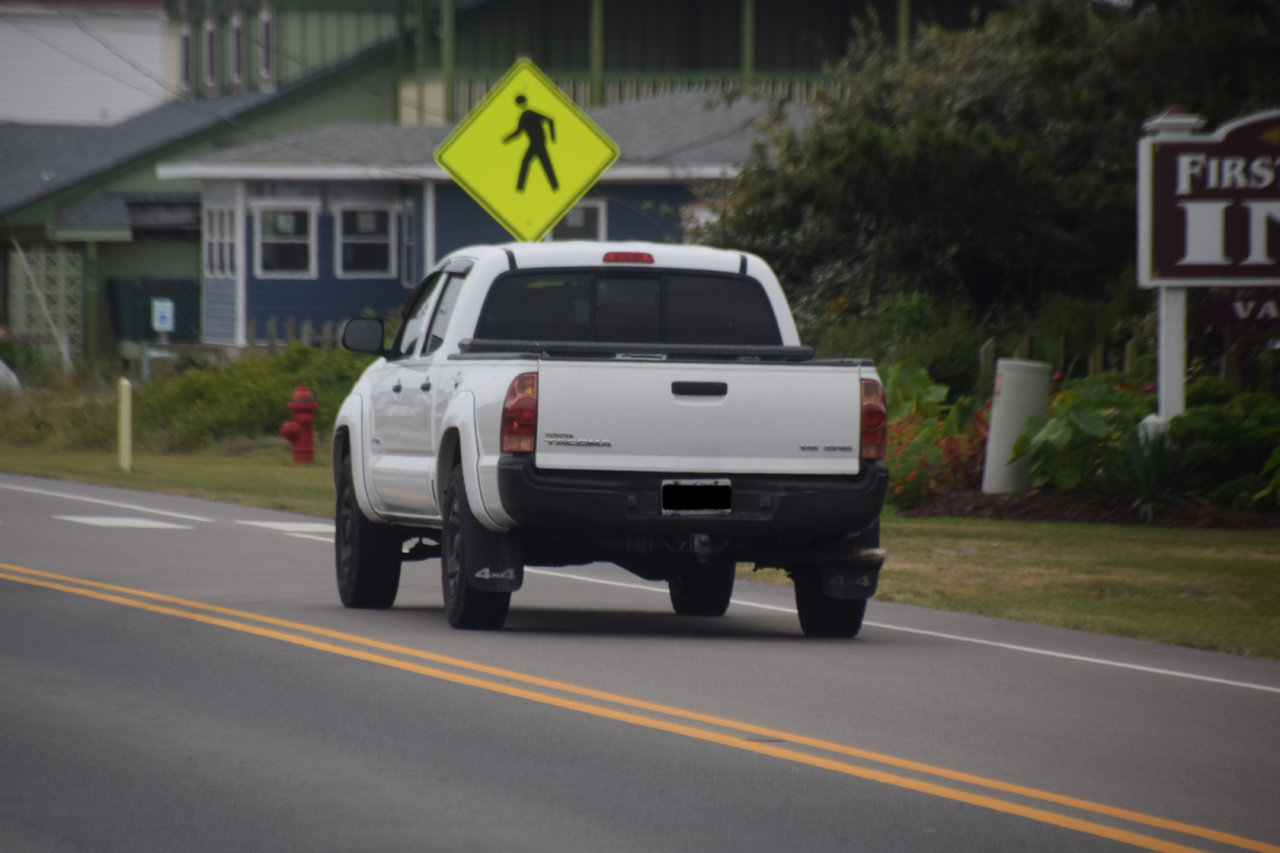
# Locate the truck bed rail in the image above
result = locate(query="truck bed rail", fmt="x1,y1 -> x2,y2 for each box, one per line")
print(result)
457,338 -> 821,362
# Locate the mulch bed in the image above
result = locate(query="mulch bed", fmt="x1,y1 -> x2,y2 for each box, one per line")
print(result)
898,488 -> 1280,530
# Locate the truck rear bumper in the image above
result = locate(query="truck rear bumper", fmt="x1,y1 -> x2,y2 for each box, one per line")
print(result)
496,457 -> 888,539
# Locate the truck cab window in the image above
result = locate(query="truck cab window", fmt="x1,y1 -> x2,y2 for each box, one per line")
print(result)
475,275 -> 592,341
425,274 -> 465,353
596,277 -> 660,342
390,272 -> 441,359
666,275 -> 781,346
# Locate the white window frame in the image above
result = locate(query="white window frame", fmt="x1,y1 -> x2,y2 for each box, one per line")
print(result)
251,201 -> 319,280
203,18 -> 218,92
334,203 -> 398,280
204,207 -> 237,278
258,8 -> 273,86
178,23 -> 192,94
548,199 -> 607,241
230,13 -> 244,88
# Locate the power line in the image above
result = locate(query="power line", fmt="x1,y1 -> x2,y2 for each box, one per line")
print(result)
26,8 -> 443,181
0,13 -> 172,105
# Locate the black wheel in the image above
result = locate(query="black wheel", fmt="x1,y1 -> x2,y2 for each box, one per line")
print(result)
668,562 -> 735,616
334,448 -> 401,608
793,571 -> 867,638
441,464 -> 511,630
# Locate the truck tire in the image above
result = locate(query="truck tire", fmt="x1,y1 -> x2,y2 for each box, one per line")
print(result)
335,448 -> 402,608
668,562 -> 735,616
793,571 -> 866,638
441,464 -> 511,630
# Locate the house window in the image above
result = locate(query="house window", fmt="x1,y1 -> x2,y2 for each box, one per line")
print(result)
204,208 -> 236,278
230,13 -> 244,87
178,24 -> 192,94
203,19 -> 217,92
259,8 -> 273,85
336,206 -> 396,278
253,203 -> 317,278
549,200 -> 606,241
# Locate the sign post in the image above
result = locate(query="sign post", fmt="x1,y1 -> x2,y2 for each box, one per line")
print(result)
1137,107 -> 1280,424
434,60 -> 620,243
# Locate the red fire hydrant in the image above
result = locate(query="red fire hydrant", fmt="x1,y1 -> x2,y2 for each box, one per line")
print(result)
280,384 -> 317,464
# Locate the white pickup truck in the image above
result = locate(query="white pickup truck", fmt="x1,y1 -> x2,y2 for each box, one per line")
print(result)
332,241 -> 888,637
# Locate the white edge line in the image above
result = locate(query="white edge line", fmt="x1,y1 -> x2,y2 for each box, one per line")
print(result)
0,483 -> 214,523
527,569 -> 1280,695
52,515 -> 193,530
290,533 -> 336,543
860,622 -> 1280,695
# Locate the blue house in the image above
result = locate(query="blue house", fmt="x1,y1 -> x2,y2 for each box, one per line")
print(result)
156,90 -> 774,347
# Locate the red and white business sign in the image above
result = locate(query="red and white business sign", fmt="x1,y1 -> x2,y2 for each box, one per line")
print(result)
1138,108 -> 1280,288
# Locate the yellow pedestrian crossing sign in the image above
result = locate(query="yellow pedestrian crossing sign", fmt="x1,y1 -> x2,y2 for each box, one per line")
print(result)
434,60 -> 620,242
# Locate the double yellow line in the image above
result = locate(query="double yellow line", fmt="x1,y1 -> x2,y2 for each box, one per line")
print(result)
3,560 -> 1276,853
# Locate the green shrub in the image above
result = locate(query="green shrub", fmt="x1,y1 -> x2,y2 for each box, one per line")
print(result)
817,294 -> 989,399
2,346 -> 375,454
1185,376 -> 1234,407
1255,446 -> 1280,511
1098,428 -> 1194,524
135,344 -> 373,451
1012,374 -> 1152,492
1011,379 -> 1280,513
1167,392 -> 1280,508
0,374 -> 119,451
881,359 -> 949,423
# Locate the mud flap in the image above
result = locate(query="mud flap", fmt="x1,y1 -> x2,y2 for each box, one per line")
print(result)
822,546 -> 885,599
821,566 -> 880,599
465,524 -> 525,592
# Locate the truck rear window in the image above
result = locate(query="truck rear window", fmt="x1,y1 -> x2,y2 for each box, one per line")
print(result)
474,272 -> 782,346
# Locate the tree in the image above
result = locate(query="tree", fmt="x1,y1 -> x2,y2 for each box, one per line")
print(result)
700,0 -> 1280,372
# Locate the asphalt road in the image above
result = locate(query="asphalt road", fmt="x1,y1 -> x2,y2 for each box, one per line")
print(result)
2,473 -> 1278,852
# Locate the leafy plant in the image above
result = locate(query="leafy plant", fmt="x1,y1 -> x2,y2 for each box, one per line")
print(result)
1011,375 -> 1151,491
884,360 -> 990,508
1100,428 -> 1194,524
881,359 -> 949,423
1167,392 -> 1280,508
1254,446 -> 1280,511
1185,376 -> 1234,407
887,400 -> 990,509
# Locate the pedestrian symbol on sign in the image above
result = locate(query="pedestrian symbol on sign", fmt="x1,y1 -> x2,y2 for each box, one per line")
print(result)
433,59 -> 620,242
504,95 -> 558,192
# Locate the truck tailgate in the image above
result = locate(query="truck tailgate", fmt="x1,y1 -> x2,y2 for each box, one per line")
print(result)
534,360 -> 865,475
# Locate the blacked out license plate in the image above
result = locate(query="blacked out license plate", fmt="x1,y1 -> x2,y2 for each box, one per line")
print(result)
661,479 -> 732,515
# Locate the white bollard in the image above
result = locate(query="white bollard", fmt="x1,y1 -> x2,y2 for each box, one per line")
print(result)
981,359 -> 1052,494
118,377 -> 132,473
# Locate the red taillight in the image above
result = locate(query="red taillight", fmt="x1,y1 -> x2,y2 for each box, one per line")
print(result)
602,251 -> 654,264
501,373 -> 538,453
860,378 -> 887,461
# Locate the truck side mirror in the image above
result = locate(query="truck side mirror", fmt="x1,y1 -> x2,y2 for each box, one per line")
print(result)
342,318 -> 386,355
